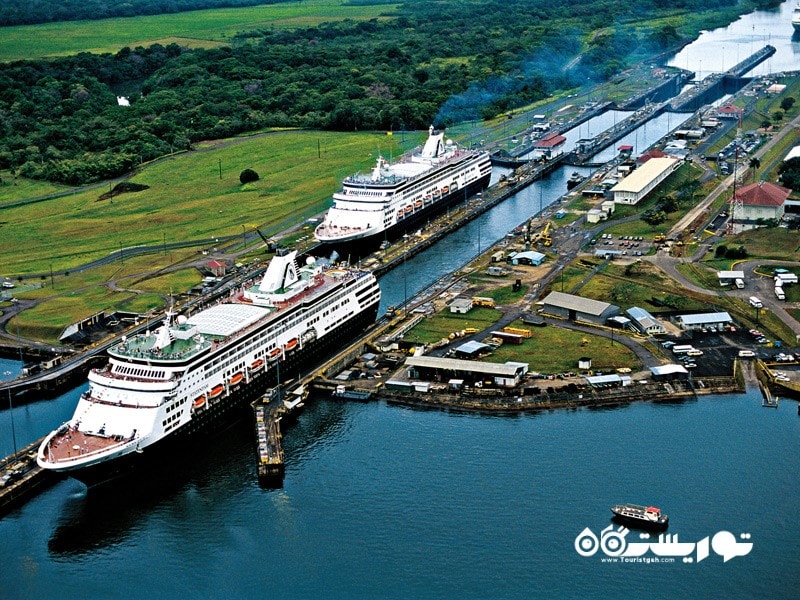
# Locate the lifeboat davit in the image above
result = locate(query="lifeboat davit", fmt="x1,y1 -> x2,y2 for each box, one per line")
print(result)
229,372 -> 244,387
193,395 -> 207,408
209,384 -> 224,399
250,358 -> 264,372
284,338 -> 298,352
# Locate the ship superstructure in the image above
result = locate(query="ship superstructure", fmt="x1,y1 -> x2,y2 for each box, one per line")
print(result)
314,126 -> 492,249
38,251 -> 380,486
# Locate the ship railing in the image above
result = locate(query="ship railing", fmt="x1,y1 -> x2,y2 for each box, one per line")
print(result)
91,367 -> 180,386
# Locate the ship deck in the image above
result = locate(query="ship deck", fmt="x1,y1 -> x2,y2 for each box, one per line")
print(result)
41,426 -> 129,465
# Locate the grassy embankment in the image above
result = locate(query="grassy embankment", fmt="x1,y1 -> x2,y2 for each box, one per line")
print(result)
1,130 -> 417,342
0,0 -> 400,61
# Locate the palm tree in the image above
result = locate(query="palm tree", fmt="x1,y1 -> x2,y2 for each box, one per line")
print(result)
749,157 -> 761,181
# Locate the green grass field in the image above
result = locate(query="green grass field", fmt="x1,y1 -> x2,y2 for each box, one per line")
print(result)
0,129 -> 420,277
0,0 -> 400,61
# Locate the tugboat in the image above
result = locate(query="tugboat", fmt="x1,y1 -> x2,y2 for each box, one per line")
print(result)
566,171 -> 585,190
610,503 -> 669,531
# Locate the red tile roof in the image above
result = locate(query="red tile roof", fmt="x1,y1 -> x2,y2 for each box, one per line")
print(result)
533,132 -> 566,148
735,181 -> 791,207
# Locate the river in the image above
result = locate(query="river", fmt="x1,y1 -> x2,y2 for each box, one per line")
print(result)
4,3 -> 800,598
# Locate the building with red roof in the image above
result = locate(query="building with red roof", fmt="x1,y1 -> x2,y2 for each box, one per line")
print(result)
531,132 -> 566,160
716,103 -> 743,120
731,181 -> 791,231
636,149 -> 668,164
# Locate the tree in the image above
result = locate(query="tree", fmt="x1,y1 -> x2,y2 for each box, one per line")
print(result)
780,97 -> 795,112
239,168 -> 259,184
748,157 -> 760,181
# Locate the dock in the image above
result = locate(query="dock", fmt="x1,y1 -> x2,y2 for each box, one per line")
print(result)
0,439 -> 61,517
251,385 -> 307,487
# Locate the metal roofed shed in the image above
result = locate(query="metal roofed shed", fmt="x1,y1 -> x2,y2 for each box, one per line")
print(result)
676,312 -> 733,330
584,374 -> 631,387
454,340 -> 491,358
650,364 -> 689,380
541,291 -> 620,325
404,356 -> 528,387
507,250 -> 546,266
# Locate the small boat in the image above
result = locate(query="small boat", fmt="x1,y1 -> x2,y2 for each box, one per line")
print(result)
250,359 -> 264,372
209,384 -> 224,399
441,185 -> 449,194
284,338 -> 298,351
610,503 -> 669,531
404,205 -> 413,214
229,372 -> 244,387
193,395 -> 206,408
414,200 -> 422,209
268,347 -> 282,360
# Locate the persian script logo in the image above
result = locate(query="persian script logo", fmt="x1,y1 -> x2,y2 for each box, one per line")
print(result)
574,525 -> 753,564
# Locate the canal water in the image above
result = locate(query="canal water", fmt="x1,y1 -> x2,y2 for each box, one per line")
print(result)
4,4 -> 800,597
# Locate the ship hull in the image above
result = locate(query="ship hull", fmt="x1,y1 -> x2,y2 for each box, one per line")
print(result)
63,302 -> 380,488
611,511 -> 669,531
316,172 -> 491,261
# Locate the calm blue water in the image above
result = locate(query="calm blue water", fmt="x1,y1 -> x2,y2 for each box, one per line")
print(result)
1,389 -> 799,599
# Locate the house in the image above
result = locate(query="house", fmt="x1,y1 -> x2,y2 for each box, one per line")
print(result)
625,307 -> 666,335
207,259 -> 227,277
717,103 -> 743,120
730,181 -> 791,232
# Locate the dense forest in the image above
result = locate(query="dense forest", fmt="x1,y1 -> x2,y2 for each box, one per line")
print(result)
0,0 -> 291,26
0,0 -> 779,185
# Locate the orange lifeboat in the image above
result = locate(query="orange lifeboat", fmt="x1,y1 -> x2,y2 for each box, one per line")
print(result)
209,384 -> 224,399
250,358 -> 264,372
268,347 -> 282,360
441,185 -> 449,194
397,209 -> 404,219
193,395 -> 207,408
229,372 -> 244,387
284,338 -> 298,352
414,200 -> 422,209
404,205 -> 413,214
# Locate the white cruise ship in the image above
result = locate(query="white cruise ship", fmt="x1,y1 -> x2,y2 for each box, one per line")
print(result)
314,126 -> 492,250
38,251 -> 380,486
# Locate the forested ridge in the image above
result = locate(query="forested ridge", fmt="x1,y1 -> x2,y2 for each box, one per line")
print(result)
0,0 -> 779,185
0,0 -> 292,26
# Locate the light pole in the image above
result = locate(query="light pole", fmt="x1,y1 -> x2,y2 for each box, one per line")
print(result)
241,224 -> 247,250
4,371 -> 17,460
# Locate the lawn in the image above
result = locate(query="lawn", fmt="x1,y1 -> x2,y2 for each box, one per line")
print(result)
0,0 -> 400,61
0,129 -> 419,277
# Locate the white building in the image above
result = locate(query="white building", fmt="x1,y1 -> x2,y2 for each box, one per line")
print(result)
676,312 -> 733,331
611,157 -> 680,205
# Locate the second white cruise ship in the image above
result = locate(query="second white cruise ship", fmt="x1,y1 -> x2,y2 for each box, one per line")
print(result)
314,126 -> 492,252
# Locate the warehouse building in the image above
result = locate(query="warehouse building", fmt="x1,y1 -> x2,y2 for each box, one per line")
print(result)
541,291 -> 620,325
676,311 -> 733,331
610,157 -> 680,205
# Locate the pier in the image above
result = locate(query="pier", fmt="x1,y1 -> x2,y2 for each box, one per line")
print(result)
0,438 -> 59,516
